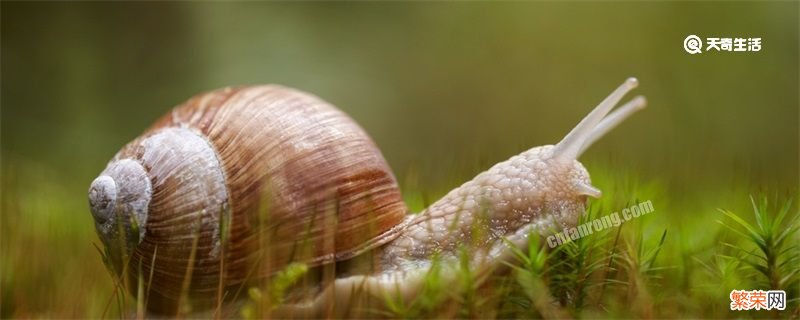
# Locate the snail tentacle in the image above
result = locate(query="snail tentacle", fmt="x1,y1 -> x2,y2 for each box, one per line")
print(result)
579,95 -> 647,154
554,77 -> 639,161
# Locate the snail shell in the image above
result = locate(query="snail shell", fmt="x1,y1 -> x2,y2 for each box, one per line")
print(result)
89,86 -> 408,313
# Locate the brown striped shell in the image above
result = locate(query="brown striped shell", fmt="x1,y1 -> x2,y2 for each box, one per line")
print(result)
88,85 -> 408,314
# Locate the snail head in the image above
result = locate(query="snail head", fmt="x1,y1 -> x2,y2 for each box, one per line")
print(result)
532,77 -> 647,228
469,78 -> 647,245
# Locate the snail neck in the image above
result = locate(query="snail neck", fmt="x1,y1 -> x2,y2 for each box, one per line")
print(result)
379,145 -> 588,273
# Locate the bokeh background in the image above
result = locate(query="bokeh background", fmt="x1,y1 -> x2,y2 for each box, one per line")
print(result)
1,2 -> 797,317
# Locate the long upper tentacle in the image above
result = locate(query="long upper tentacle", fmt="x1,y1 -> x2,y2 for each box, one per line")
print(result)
578,95 -> 647,155
553,77 -> 639,162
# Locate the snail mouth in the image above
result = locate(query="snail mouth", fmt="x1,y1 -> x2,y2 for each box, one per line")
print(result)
88,159 -> 152,267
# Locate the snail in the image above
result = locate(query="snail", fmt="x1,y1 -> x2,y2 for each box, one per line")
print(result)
88,78 -> 646,315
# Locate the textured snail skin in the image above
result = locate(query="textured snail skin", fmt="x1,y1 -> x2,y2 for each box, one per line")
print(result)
379,78 -> 646,270
380,145 -> 590,270
88,79 -> 646,315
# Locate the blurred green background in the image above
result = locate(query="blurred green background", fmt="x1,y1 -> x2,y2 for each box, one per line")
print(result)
1,2 -> 797,317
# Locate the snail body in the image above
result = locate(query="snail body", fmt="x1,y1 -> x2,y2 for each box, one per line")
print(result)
89,79 -> 646,315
